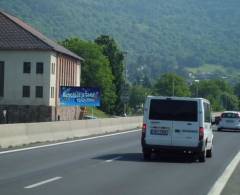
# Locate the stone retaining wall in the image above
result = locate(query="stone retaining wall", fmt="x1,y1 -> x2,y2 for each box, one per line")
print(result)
0,105 -> 85,124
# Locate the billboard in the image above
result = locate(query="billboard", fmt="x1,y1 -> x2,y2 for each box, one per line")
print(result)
60,86 -> 100,107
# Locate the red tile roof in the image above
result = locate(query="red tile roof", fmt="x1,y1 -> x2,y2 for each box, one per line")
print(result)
0,11 -> 83,61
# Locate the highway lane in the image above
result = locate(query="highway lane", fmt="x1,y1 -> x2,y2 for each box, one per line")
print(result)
0,130 -> 240,195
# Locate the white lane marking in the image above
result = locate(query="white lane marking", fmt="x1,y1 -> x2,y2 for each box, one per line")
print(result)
24,177 -> 62,189
0,129 -> 141,155
105,156 -> 122,163
207,150 -> 240,195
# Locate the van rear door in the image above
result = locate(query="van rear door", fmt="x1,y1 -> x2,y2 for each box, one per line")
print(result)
172,100 -> 199,147
146,99 -> 173,146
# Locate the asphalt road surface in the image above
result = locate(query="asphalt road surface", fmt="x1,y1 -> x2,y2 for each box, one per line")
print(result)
0,129 -> 240,195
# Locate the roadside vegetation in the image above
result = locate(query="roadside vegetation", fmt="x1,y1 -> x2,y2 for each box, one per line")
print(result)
61,36 -> 240,116
60,36 -> 125,116
2,1 -> 240,116
85,107 -> 109,118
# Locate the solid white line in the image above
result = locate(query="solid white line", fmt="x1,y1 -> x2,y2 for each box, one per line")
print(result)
24,177 -> 62,189
0,129 -> 141,155
207,150 -> 240,195
105,156 -> 122,163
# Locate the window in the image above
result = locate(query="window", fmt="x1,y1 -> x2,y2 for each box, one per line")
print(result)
0,62 -> 4,97
221,112 -> 240,118
36,62 -> 44,74
36,86 -> 43,98
51,63 -> 55,74
0,61 -> 4,97
22,86 -> 30,97
51,87 -> 55,98
23,62 -> 31,73
204,102 -> 211,122
149,99 -> 198,122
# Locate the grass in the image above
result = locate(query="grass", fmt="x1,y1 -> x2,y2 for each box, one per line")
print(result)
187,64 -> 225,74
85,107 -> 109,118
187,64 -> 240,83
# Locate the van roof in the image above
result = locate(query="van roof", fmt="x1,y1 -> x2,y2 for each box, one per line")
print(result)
147,96 -> 210,103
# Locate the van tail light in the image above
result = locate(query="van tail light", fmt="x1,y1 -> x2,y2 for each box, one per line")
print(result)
199,127 -> 204,141
142,123 -> 147,134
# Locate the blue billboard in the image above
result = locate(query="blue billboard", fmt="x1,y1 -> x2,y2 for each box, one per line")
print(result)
60,87 -> 100,107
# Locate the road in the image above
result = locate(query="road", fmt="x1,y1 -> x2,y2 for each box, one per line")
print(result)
0,129 -> 240,195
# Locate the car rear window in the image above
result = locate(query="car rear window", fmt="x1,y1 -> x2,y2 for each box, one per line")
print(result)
221,113 -> 240,118
149,99 -> 198,122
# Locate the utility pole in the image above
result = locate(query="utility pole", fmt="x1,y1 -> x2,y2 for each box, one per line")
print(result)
172,77 -> 175,97
194,80 -> 199,97
124,52 -> 127,82
122,51 -> 128,116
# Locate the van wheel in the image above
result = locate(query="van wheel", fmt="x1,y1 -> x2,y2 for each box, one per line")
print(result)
206,148 -> 212,158
199,149 -> 206,162
143,149 -> 152,161
217,128 -> 222,131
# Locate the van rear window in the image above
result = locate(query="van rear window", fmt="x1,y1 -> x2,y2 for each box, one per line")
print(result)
149,99 -> 198,122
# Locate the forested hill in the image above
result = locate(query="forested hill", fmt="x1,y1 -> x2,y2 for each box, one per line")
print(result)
1,0 -> 240,82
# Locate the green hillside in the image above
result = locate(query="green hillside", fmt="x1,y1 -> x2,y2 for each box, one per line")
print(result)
1,0 -> 240,82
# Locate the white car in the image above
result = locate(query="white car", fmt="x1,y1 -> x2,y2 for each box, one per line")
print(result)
218,111 -> 240,131
142,96 -> 214,162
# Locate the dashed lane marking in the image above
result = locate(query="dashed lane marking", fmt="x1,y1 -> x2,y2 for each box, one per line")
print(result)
24,177 -> 62,189
105,156 -> 122,163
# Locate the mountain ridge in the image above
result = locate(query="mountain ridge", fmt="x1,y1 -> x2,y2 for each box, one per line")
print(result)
0,0 -> 240,82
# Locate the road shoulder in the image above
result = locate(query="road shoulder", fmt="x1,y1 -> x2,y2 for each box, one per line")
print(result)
221,161 -> 240,195
0,128 -> 141,155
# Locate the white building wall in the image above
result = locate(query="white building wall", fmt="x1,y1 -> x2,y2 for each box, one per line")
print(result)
0,50 -> 54,106
76,63 -> 81,86
49,53 -> 57,106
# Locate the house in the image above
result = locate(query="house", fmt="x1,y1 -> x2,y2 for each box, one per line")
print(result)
0,11 -> 84,123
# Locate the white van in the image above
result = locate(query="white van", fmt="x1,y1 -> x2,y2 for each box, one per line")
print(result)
141,96 -> 213,162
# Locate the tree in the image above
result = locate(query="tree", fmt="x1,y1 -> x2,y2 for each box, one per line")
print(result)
234,82 -> 240,109
153,73 -> 191,97
190,79 -> 239,111
60,38 -> 117,113
95,35 -> 125,114
220,93 -> 239,111
129,85 -> 151,114
234,82 -> 240,97
192,80 -> 221,98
